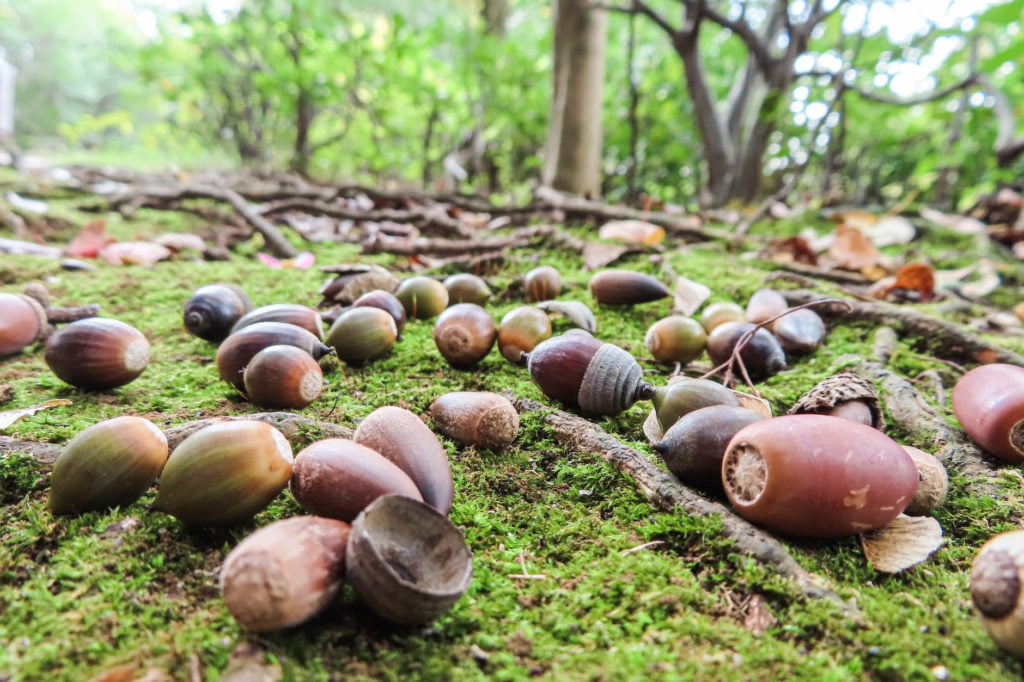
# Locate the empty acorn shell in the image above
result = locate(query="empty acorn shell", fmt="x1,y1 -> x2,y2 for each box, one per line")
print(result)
498,306 -> 552,364
429,391 -> 519,451
698,301 -> 745,333
353,406 -> 454,515
154,421 -> 294,526
589,270 -> 671,306
217,321 -> 333,394
970,530 -> 1024,657
290,438 -> 424,522
771,308 -> 825,355
0,292 -> 48,357
443,273 -> 492,306
523,265 -> 562,302
706,321 -> 786,383
346,494 -> 473,625
745,289 -> 789,326
319,264 -> 399,307
902,445 -> 949,515
651,377 -> 740,432
433,303 -> 497,368
183,283 -> 253,342
652,405 -> 764,494
788,373 -> 883,429
324,306 -> 398,366
45,318 -> 151,390
645,315 -> 707,365
243,345 -> 324,410
352,289 -> 407,336
395,276 -> 449,320
220,516 -> 351,632
48,416 -> 169,515
527,331 -> 655,416
722,414 -> 919,538
231,303 -> 325,339
951,363 -> 1024,464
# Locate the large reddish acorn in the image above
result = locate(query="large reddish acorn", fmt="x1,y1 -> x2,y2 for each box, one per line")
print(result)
952,363 -> 1024,464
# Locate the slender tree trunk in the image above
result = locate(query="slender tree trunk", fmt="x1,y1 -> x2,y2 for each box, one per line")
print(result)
292,89 -> 314,176
482,0 -> 508,36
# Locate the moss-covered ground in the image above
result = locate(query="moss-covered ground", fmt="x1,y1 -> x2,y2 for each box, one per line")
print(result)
2,168 -> 1024,680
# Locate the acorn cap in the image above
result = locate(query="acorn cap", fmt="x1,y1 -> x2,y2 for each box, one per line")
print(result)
788,373 -> 883,429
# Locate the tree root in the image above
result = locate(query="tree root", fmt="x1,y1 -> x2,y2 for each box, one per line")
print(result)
513,397 -> 844,606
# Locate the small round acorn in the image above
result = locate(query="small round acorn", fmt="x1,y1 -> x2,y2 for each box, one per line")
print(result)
433,303 -> 497,368
243,344 -> 324,409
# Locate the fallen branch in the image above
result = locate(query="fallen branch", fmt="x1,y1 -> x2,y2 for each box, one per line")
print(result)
514,397 -> 842,605
261,197 -> 477,239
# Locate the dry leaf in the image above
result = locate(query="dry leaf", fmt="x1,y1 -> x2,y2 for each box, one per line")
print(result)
828,225 -> 881,270
884,262 -> 936,302
582,242 -> 633,270
743,594 -> 776,635
860,514 -> 943,573
99,241 -> 172,267
0,399 -> 73,431
865,216 -> 915,247
598,219 -> 665,245
86,664 -> 137,682
67,219 -> 115,258
672,276 -> 711,317
154,232 -> 206,252
769,236 -> 818,266
535,300 -> 597,334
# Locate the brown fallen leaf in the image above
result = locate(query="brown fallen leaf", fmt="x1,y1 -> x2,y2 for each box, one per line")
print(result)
582,242 -> 634,270
597,219 -> 665,246
769,235 -> 818,266
829,225 -> 881,270
0,399 -> 73,431
87,663 -> 137,682
860,514 -> 943,573
883,262 -> 936,302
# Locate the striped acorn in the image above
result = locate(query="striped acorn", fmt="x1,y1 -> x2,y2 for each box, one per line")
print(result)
45,318 -> 151,390
216,321 -> 333,394
231,303 -> 325,339
243,345 -> 324,410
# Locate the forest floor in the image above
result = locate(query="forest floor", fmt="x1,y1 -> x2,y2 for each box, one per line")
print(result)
2,163 -> 1024,681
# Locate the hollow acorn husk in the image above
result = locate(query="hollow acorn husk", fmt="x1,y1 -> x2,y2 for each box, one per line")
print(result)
951,363 -> 1024,464
183,283 -> 253,342
323,306 -> 398,366
721,414 -> 919,538
45,318 -> 151,390
971,529 -> 1024,658
429,391 -> 520,451
346,494 -> 473,625
154,421 -> 294,526
231,303 -> 325,340
48,416 -> 169,515
902,445 -> 949,515
645,315 -> 707,365
523,265 -> 562,302
651,377 -> 740,432
243,344 -> 324,410
771,308 -> 826,355
498,306 -> 552,364
443,273 -> 492,306
788,372 -> 883,429
589,270 -> 670,306
0,292 -> 48,357
395,276 -> 449,320
353,406 -> 453,515
290,438 -> 423,522
352,289 -> 407,336
217,321 -> 333,393
220,516 -> 351,632
318,264 -> 399,307
433,303 -> 497,368
706,321 -> 786,383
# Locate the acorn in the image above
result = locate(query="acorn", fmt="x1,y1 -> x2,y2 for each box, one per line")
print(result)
216,321 -> 333,394
645,315 -> 707,365
45,318 -> 151,390
771,308 -> 826,355
788,373 -> 883,429
290,438 -> 424,522
970,530 -> 1024,657
651,377 -> 741,432
433,303 -> 497,368
243,345 -> 324,410
354,406 -> 454,515
444,273 -> 492,306
47,416 -> 168,515
352,289 -> 407,336
527,331 -> 655,416
721,414 -> 919,538
952,363 -> 1024,464
395,276 -> 449,320
231,303 -> 325,340
183,283 -> 253,342
589,270 -> 670,306
902,445 -> 949,515
429,391 -> 519,451
323,306 -> 398,366
706,321 -> 786,383
523,265 -> 562,302
318,264 -> 399,307
745,289 -> 789,325
345,494 -> 473,625
154,421 -> 293,526
698,301 -> 745,334
497,306 -> 552,364
220,516 -> 351,632
652,405 -> 765,494
0,292 -> 48,357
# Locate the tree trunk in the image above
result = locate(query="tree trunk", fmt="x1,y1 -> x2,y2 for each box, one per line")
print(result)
482,0 -> 508,36
543,0 -> 608,198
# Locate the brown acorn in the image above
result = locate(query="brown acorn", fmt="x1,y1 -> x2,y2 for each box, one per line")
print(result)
220,516 -> 351,632
952,363 -> 1024,464
323,306 -> 398,366
527,331 -> 655,416
771,308 -> 825,355
498,306 -> 552,364
290,438 -> 424,522
651,378 -> 741,432
722,414 -> 919,538
589,270 -> 671,306
444,273 -> 492,306
429,391 -> 519,451
706,321 -> 786,383
354,406 -> 454,515
45,318 -> 151,390
645,315 -> 707,365
523,265 -> 562,302
183,283 -> 253,342
352,289 -> 407,336
433,303 -> 497,368
0,292 -> 48,357
216,321 -> 333,394
395,276 -> 449,320
243,345 -> 324,410
788,373 -> 883,429
745,289 -> 789,325
345,494 -> 473,625
231,303 -> 325,339
970,530 -> 1024,657
698,301 -> 745,334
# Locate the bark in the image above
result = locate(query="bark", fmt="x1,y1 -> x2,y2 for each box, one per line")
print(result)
482,0 -> 508,36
